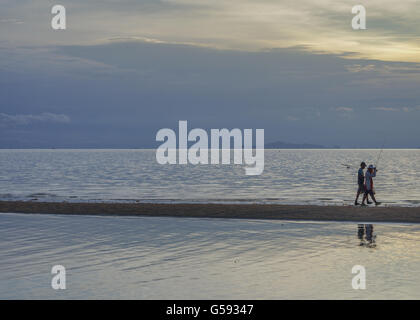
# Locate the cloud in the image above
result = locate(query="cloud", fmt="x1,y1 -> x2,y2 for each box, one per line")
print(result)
333,107 -> 354,119
335,106 -> 420,114
368,106 -> 420,113
0,18 -> 24,25
370,107 -> 401,112
107,36 -> 218,50
286,115 -> 300,121
401,106 -> 420,112
335,107 -> 354,112
345,64 -> 376,73
2,39 -> 420,148
0,113 -> 70,126
1,0 -> 420,62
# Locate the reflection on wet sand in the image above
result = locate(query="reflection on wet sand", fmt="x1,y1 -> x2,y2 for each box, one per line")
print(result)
2,214 -> 420,299
358,224 -> 376,248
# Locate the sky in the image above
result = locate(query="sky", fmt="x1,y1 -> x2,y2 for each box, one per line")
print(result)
1,0 -> 420,148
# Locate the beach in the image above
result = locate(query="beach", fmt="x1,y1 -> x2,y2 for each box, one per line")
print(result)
1,201 -> 420,223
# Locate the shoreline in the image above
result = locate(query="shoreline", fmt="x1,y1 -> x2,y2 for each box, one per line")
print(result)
1,201 -> 420,223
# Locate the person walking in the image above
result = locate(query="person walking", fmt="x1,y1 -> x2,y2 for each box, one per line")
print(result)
362,165 -> 381,206
355,162 -> 371,205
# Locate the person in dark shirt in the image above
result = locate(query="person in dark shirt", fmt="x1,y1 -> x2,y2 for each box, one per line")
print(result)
354,162 -> 371,205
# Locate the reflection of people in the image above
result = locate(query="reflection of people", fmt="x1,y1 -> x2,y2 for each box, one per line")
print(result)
355,162 -> 371,205
362,165 -> 381,206
357,224 -> 376,247
357,224 -> 365,245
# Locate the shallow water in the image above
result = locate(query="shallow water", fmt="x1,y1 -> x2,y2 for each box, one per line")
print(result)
1,213 -> 420,299
0,149 -> 419,206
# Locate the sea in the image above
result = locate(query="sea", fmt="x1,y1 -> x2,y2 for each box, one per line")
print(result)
1,149 -> 419,206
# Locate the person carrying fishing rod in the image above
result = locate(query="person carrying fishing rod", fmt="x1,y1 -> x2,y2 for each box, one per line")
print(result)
355,162 -> 372,205
361,165 -> 381,206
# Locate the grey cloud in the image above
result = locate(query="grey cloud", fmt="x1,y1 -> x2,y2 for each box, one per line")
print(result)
0,113 -> 71,126
335,107 -> 354,112
370,106 -> 420,113
0,19 -> 24,24
1,0 -> 420,62
370,107 -> 401,112
345,65 -> 376,73
2,40 -> 420,148
286,116 -> 300,121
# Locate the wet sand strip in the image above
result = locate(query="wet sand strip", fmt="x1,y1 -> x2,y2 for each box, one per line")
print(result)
1,201 -> 420,223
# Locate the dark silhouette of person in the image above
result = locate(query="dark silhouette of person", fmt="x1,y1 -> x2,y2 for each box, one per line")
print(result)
357,224 -> 376,247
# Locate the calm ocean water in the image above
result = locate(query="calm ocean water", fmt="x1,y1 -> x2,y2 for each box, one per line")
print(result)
1,213 -> 420,299
0,149 -> 419,206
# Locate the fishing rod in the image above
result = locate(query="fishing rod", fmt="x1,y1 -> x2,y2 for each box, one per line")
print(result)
375,142 -> 385,170
342,141 -> 386,170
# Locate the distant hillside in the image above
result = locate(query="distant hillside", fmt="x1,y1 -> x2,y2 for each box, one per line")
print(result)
265,141 -> 326,149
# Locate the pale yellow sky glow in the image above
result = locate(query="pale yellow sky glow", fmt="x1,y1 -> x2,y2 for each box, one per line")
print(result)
1,0 -> 420,62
